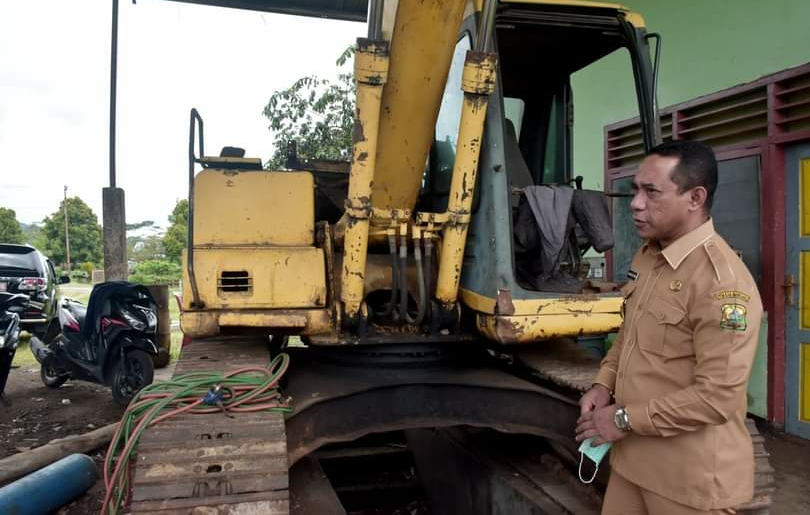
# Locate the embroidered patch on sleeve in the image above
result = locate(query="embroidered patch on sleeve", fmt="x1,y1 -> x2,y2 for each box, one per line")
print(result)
720,303 -> 748,331
714,290 -> 751,302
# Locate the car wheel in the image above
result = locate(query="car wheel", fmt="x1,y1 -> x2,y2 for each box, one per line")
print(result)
41,361 -> 68,388
111,350 -> 154,406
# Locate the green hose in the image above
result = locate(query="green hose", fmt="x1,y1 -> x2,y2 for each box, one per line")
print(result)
102,353 -> 292,515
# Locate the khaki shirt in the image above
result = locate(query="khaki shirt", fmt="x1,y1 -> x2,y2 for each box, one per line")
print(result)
594,219 -> 762,510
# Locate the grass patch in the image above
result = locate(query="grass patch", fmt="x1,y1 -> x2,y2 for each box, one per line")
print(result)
11,335 -> 39,368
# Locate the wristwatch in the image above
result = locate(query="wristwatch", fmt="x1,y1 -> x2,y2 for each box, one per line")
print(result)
614,407 -> 632,432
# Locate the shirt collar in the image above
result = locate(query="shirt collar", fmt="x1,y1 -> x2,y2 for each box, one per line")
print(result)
659,218 -> 715,270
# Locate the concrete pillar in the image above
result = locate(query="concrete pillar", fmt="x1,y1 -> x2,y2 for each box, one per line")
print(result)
102,187 -> 128,281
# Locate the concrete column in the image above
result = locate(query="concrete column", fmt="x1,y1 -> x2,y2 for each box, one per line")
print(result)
102,187 -> 128,281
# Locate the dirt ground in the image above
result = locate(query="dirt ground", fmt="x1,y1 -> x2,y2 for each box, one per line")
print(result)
0,364 -> 126,514
2,363 -> 809,514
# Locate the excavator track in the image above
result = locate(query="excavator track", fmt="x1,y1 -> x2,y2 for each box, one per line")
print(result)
130,336 -> 289,515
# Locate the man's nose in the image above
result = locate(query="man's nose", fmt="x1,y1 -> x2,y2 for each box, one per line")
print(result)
630,191 -> 644,211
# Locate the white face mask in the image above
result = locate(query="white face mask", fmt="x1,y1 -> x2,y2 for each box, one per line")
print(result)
578,437 -> 612,484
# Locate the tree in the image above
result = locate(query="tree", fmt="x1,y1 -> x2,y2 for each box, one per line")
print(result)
21,223 -> 47,249
129,235 -> 165,263
162,199 -> 188,264
263,47 -> 355,170
0,208 -> 24,244
41,197 -> 103,267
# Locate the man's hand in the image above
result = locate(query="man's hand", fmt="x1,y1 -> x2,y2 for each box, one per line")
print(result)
579,384 -> 612,417
575,404 -> 628,446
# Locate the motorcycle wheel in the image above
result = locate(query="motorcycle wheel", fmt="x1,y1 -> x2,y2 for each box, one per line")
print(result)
40,361 -> 68,388
111,349 -> 154,406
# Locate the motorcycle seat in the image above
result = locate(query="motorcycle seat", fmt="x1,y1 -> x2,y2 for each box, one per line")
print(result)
65,302 -> 87,329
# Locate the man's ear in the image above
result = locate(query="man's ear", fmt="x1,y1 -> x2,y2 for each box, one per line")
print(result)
689,186 -> 708,212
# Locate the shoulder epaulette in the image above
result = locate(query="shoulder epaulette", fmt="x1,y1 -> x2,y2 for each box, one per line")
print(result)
703,238 -> 736,283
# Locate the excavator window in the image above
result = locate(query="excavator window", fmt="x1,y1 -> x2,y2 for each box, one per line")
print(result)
423,33 -> 472,213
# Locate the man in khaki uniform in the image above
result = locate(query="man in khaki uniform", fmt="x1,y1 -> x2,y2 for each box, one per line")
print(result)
575,140 -> 762,514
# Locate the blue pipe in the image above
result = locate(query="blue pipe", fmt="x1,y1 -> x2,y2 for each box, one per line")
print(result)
0,453 -> 98,515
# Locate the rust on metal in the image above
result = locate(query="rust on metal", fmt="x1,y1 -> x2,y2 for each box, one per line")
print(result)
495,289 -> 515,316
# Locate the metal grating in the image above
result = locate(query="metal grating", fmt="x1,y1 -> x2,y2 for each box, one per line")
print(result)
678,87 -> 768,148
775,74 -> 810,133
606,113 -> 672,169
218,270 -> 252,293
606,64 -> 810,174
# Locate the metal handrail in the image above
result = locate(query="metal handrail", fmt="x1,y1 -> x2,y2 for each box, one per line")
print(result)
186,108 -> 204,308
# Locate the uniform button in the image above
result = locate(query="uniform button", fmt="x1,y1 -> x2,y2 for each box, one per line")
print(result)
618,372 -> 625,378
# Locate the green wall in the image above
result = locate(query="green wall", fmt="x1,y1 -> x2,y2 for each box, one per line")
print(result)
572,0 -> 810,189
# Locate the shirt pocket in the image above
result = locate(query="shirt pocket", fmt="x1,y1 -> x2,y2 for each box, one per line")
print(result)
620,281 -> 638,320
637,297 -> 689,356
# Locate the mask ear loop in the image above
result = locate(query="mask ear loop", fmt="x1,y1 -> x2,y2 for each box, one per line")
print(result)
578,452 -> 599,484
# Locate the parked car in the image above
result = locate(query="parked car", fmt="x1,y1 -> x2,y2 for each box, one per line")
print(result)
0,244 -> 69,341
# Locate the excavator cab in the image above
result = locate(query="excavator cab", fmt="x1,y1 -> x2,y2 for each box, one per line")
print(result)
446,1 -> 660,342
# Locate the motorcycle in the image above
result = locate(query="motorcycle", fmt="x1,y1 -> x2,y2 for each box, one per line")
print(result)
30,281 -> 159,406
0,292 -> 28,405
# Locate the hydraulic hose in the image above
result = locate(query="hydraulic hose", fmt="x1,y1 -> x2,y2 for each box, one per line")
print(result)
378,233 -> 400,320
100,354 -> 291,515
424,237 -> 434,300
399,237 -> 427,326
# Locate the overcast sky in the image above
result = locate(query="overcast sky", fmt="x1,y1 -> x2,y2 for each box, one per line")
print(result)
0,0 -> 361,226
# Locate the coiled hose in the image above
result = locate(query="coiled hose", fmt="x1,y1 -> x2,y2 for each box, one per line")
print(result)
101,353 -> 292,515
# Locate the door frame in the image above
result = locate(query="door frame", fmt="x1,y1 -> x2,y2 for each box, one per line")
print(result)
785,143 -> 810,439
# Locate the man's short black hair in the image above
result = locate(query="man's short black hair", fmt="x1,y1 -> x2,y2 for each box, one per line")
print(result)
647,139 -> 718,211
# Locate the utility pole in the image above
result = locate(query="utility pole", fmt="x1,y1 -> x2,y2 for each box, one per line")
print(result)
63,185 -> 71,272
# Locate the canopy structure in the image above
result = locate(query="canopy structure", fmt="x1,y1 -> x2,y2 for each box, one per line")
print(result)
159,0 -> 368,21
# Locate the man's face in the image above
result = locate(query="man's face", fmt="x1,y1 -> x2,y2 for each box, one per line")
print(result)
630,154 -> 693,243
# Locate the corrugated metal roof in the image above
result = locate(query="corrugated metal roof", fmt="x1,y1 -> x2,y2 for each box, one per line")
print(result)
160,0 -> 369,22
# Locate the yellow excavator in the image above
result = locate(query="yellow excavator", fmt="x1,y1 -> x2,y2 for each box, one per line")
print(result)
126,1 -> 772,513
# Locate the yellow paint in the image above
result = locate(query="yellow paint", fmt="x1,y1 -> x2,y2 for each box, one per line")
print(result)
460,287 -> 623,316
801,252 -> 810,328
476,312 -> 622,344
435,52 -> 497,306
372,0 -> 467,211
800,158 -> 810,236
181,308 -> 332,338
802,343 -> 810,421
505,0 -> 644,27
193,170 -> 314,246
341,39 -> 390,318
182,247 -> 326,310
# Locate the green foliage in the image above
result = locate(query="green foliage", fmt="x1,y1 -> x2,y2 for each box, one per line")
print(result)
129,235 -> 165,262
263,46 -> 356,170
126,220 -> 155,230
0,207 -> 24,244
21,222 -> 46,249
163,199 -> 188,264
41,197 -> 103,267
129,259 -> 182,286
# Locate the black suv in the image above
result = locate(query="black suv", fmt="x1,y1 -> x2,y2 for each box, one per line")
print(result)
0,244 -> 68,341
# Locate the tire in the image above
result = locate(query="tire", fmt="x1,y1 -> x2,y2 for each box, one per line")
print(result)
111,349 -> 154,406
40,359 -> 68,389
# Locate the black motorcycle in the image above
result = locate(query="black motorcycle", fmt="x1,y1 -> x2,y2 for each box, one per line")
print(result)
0,292 -> 28,404
30,282 -> 159,406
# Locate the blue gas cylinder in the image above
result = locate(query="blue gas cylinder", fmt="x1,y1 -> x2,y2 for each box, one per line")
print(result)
0,453 -> 98,515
